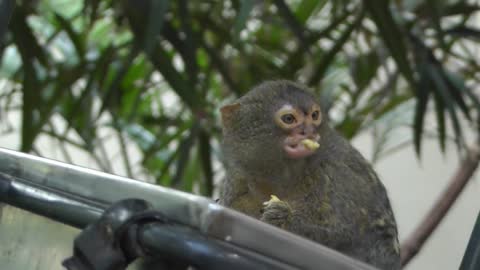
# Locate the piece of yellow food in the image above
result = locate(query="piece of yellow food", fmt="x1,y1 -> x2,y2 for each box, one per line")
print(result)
301,139 -> 320,150
263,194 -> 281,206
269,195 -> 281,202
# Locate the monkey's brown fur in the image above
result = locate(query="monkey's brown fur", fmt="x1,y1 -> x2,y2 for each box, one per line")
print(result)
219,80 -> 400,269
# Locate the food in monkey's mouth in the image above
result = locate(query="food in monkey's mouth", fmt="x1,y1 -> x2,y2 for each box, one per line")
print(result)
284,137 -> 320,158
301,139 -> 320,150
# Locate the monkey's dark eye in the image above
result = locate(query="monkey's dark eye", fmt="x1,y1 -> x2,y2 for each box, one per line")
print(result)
281,114 -> 296,124
312,111 -> 320,120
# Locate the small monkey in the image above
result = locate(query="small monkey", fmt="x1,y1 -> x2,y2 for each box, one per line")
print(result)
219,80 -> 400,269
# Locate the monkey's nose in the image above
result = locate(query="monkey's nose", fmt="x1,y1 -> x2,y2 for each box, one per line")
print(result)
301,125 -> 317,138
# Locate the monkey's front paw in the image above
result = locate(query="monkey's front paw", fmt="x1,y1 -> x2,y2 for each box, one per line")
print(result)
261,195 -> 292,228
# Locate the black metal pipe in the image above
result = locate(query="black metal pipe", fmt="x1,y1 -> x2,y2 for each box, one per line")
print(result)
139,223 -> 296,270
0,172 -> 104,228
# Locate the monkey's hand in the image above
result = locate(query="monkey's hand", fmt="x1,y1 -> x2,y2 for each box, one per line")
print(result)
261,195 -> 292,228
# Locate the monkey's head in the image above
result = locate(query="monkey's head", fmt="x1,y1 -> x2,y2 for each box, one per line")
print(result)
220,80 -> 325,173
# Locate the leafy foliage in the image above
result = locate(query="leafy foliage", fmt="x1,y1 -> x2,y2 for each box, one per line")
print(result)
1,0 -> 479,196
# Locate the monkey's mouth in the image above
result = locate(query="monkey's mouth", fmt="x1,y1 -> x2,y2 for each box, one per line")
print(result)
283,135 -> 320,159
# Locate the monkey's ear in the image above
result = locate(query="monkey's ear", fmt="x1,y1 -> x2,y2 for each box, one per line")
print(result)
220,103 -> 241,127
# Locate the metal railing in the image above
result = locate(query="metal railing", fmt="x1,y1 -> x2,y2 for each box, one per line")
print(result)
0,147 -> 377,269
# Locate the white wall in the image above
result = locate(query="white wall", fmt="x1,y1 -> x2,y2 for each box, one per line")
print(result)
353,131 -> 480,270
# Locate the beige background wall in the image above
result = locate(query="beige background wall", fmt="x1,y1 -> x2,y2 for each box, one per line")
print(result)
353,132 -> 479,270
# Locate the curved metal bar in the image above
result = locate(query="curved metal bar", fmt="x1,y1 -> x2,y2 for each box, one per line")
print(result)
0,172 -> 104,228
0,147 -> 378,270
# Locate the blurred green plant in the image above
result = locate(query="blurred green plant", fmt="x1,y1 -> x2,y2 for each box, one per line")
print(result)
1,0 -> 480,196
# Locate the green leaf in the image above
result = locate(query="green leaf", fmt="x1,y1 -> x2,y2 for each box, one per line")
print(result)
10,9 -> 49,67
445,26 -> 480,41
133,127 -> 161,152
88,16 -> 116,48
336,115 -> 364,139
427,66 -> 463,150
198,130 -> 213,196
144,121 -> 190,157
43,0 -> 82,18
60,71 -> 95,140
443,2 -> 480,16
182,152 -> 200,193
427,0 -> 447,51
121,54 -> 149,88
156,149 -> 180,186
93,45 -> 116,90
410,33 -> 470,154
233,0 -> 254,41
350,50 -> 380,91
445,71 -> 480,125
295,0 -> 327,24
441,69 -> 471,121
20,64 -> 38,152
364,0 -> 415,86
84,0 -> 100,26
98,47 -> 140,116
171,125 -> 198,188
150,46 -> 201,110
42,65 -> 85,124
413,67 -> 430,155
454,77 -> 480,114
120,87 -> 142,118
53,12 -> 85,59
196,48 -> 209,69
144,0 -> 169,55
308,8 -> 365,85
373,93 -> 412,121
0,0 -> 14,43
0,46 -> 22,77
432,89 -> 446,152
